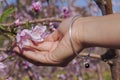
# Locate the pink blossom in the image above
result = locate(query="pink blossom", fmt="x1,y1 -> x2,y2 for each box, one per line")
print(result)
61,7 -> 70,18
22,61 -> 28,69
49,22 -> 56,31
16,25 -> 48,49
6,77 -> 13,80
14,19 -> 20,27
32,1 -> 42,12
30,25 -> 47,42
0,62 -> 6,69
16,29 -> 31,49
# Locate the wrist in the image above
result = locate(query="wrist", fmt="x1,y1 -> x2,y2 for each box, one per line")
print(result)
70,17 -> 85,52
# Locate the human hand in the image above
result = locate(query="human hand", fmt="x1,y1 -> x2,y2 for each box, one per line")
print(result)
13,18 -> 84,66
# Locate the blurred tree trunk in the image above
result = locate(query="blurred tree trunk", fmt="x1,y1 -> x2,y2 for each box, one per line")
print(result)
109,50 -> 120,80
105,0 -> 113,14
94,0 -> 113,15
95,0 -> 120,80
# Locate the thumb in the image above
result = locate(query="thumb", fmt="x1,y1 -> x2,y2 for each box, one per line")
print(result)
58,17 -> 72,35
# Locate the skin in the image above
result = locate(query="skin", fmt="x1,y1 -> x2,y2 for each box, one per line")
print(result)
13,13 -> 120,66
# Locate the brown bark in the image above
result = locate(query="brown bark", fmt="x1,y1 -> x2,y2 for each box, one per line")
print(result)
104,0 -> 113,14
102,49 -> 120,80
94,0 -> 106,15
94,0 -> 113,15
109,50 -> 120,80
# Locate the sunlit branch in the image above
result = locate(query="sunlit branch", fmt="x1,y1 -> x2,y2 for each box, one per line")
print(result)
79,52 -> 101,59
1,18 -> 63,27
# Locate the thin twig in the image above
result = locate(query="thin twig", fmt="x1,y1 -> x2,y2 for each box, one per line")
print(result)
79,52 -> 101,59
0,48 -> 7,51
1,18 -> 63,27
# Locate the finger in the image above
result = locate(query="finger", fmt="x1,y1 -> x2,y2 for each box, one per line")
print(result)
22,50 -> 51,64
13,40 -> 59,53
14,45 -> 61,64
11,41 -> 18,50
25,41 -> 56,51
13,46 -> 48,62
50,41 -> 59,52
23,49 -> 64,65
58,17 -> 72,34
35,41 -> 59,51
13,46 -> 56,65
13,45 -> 36,54
13,46 -> 20,53
45,30 -> 63,41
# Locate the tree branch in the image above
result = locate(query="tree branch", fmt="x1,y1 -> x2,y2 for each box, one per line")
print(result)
1,18 -> 63,27
79,52 -> 101,59
104,0 -> 113,14
94,0 -> 113,15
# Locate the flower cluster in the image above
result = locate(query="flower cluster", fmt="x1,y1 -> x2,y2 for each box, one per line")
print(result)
16,25 -> 48,49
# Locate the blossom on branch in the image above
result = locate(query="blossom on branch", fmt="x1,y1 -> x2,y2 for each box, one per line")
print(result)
32,1 -> 42,12
14,19 -> 20,27
61,7 -> 70,18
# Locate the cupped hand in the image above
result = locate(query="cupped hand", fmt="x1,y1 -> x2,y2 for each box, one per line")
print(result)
13,18 -> 83,66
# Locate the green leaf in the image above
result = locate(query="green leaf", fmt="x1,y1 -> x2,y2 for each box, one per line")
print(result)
10,27 -> 17,35
0,7 -> 15,23
25,21 -> 30,29
0,25 -> 16,36
0,25 -> 6,30
13,28 -> 18,34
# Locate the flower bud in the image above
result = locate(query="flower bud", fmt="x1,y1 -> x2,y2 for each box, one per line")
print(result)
32,1 -> 42,12
61,7 -> 70,18
14,19 -> 20,27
